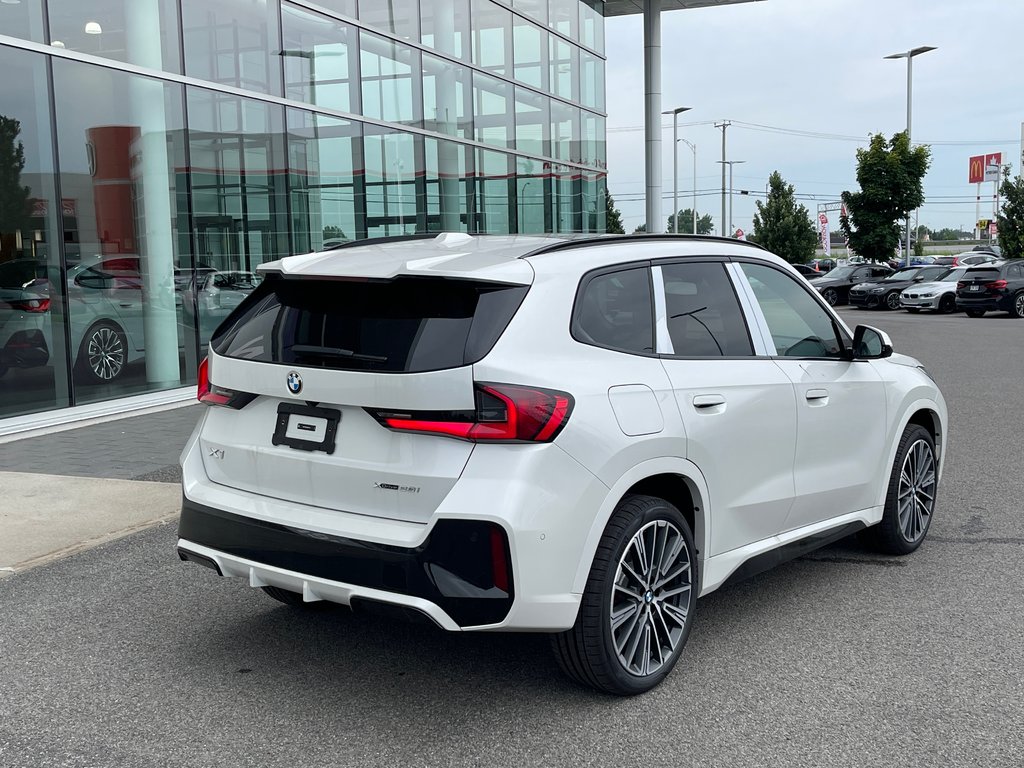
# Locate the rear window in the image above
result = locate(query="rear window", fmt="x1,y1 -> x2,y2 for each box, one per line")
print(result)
965,268 -> 1000,281
211,276 -> 528,373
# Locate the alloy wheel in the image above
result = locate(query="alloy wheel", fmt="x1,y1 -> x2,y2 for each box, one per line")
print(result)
823,288 -> 838,306
87,327 -> 125,381
609,519 -> 692,677
886,292 -> 901,310
897,439 -> 936,544
1015,293 -> 1024,318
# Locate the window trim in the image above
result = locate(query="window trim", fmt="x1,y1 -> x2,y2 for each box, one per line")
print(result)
569,261 -> 658,358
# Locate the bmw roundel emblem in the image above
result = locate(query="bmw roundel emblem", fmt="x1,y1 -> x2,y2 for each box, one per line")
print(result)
286,371 -> 302,394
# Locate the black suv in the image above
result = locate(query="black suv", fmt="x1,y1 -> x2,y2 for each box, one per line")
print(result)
849,265 -> 950,310
955,262 -> 1024,318
812,263 -> 893,306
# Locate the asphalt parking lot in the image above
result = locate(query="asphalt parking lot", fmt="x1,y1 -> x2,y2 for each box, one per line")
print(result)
1,307 -> 1022,768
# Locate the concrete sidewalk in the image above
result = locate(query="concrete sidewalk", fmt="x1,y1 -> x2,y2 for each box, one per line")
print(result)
0,404 -> 199,577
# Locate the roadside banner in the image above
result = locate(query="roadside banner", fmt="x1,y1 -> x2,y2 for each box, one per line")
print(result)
984,152 -> 1002,182
818,212 -> 830,256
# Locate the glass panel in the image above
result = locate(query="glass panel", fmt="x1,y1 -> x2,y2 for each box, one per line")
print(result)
513,0 -> 546,26
364,127 -> 418,237
580,1 -> 604,54
51,58 -> 192,403
288,109 -> 362,253
512,15 -> 546,89
548,0 -> 578,39
514,158 -> 546,234
360,30 -> 421,124
661,263 -> 753,357
0,46 -> 69,418
581,171 -> 604,233
474,149 -> 511,233
48,0 -> 181,72
552,162 -> 578,232
422,53 -> 472,138
0,0 -> 45,44
550,100 -> 579,162
471,0 -> 511,77
420,0 -> 470,59
310,0 -> 356,17
473,72 -> 513,149
187,88 -> 289,349
574,268 -> 653,355
514,87 -> 548,157
281,3 -> 358,113
360,0 -> 419,41
549,36 -> 577,102
739,263 -> 845,357
580,49 -> 604,111
181,0 -> 282,95
424,137 -> 471,232
581,110 -> 605,169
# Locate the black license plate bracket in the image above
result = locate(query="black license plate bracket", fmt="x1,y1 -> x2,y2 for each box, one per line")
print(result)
272,403 -> 341,454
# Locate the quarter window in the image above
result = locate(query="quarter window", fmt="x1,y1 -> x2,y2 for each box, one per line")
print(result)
660,263 -> 752,357
573,268 -> 653,354
740,263 -> 845,358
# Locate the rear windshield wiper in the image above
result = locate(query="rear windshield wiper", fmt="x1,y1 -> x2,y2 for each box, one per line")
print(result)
291,344 -> 388,363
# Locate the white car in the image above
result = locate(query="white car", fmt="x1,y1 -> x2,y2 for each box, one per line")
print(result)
177,233 -> 947,695
900,267 -> 968,313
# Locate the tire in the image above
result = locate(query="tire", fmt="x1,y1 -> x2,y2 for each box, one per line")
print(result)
906,308 -> 920,314
885,291 -> 901,311
965,309 -> 985,318
938,294 -> 956,314
868,424 -> 937,556
822,288 -> 839,306
77,321 -> 128,383
551,494 -> 698,696
1011,292 -> 1024,318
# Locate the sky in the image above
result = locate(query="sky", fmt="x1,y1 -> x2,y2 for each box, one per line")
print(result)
603,0 -> 1024,237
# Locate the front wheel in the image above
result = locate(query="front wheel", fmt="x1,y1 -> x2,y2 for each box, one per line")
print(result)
1011,292 -> 1024,318
551,494 -> 698,696
965,309 -> 985,318
869,424 -> 937,556
938,294 -> 957,313
885,291 -> 901,311
76,321 -> 128,383
822,288 -> 839,306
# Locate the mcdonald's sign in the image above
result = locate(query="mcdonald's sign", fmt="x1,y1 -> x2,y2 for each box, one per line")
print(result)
969,155 -> 984,184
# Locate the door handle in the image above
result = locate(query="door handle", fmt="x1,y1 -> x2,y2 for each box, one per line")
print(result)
805,388 -> 829,401
693,394 -> 726,408
119,302 -> 134,308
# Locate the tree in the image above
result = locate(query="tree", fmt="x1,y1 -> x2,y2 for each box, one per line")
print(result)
605,193 -> 625,234
322,224 -> 347,241
665,208 -> 714,235
750,171 -> 818,263
0,115 -> 32,260
840,132 -> 931,262
996,168 -> 1024,258
632,223 -> 647,233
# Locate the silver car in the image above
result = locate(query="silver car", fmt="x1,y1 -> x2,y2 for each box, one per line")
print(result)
900,267 -> 968,313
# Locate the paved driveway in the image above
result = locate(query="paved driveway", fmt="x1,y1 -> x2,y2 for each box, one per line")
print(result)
1,308 -> 1021,767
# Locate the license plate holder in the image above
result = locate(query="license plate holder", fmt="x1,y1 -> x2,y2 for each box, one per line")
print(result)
969,285 -> 982,291
272,403 -> 341,454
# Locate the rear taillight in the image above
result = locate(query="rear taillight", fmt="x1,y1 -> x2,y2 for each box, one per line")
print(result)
956,281 -> 967,289
986,279 -> 1008,290
369,383 -> 574,443
11,297 -> 50,313
197,356 -> 255,408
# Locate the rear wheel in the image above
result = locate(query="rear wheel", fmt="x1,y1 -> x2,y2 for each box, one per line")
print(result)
965,309 -> 985,318
885,291 -> 901,310
938,294 -> 956,313
869,424 -> 937,556
77,321 -> 128,383
551,494 -> 698,696
1011,292 -> 1024,318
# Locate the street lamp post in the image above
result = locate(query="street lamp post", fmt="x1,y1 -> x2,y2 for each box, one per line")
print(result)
885,45 -> 937,260
679,138 -> 697,234
716,159 -> 745,236
662,106 -> 692,232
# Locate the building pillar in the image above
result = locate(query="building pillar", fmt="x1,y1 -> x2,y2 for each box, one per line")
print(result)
433,0 -> 462,231
643,0 -> 663,233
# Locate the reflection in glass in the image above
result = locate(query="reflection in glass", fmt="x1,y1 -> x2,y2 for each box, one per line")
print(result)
513,0 -> 547,26
553,163 -> 580,233
549,0 -> 579,39
282,3 -> 358,112
513,14 -> 547,89
360,0 -> 419,41
549,36 -> 578,102
474,149 -> 511,233
424,138 -> 471,233
421,0 -> 470,60
422,53 -> 473,138
580,50 -> 605,111
187,88 -> 289,347
365,128 -> 419,237
514,158 -> 547,234
514,87 -> 549,157
471,0 -> 511,77
52,58 -> 190,401
361,31 -> 421,124
48,0 -> 182,72
580,1 -> 605,53
288,110 -> 363,252
0,47 -> 69,418
182,0 -> 282,95
0,0 -> 47,44
550,100 -> 580,163
581,111 -> 605,169
473,72 -> 514,149
582,171 -> 606,233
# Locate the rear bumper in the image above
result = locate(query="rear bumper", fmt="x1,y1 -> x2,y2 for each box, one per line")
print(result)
955,296 -> 1008,311
178,497 -> 513,629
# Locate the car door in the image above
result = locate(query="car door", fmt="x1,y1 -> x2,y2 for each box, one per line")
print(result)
655,260 -> 797,556
734,262 -> 887,531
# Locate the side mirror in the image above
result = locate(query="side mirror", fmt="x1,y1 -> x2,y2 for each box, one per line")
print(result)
851,325 -> 893,359
913,276 -> 924,282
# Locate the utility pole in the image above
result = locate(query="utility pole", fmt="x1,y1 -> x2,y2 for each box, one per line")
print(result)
714,121 -> 731,237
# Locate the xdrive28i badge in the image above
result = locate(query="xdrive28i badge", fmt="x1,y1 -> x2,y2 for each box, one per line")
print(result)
286,371 -> 302,394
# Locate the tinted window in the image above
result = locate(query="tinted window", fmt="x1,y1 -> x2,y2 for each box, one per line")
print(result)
660,263 -> 752,357
212,276 -> 528,372
740,263 -> 844,358
1007,264 -> 1023,279
573,267 -> 653,354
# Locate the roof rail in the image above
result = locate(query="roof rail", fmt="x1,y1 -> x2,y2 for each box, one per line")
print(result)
520,233 -> 770,258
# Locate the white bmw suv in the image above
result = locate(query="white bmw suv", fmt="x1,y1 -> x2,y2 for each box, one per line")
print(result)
177,233 -> 946,695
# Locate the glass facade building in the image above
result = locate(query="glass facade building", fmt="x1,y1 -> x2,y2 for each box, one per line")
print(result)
0,0 -> 606,422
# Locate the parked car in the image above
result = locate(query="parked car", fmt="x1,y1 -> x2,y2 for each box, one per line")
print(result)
849,265 -> 949,310
932,253 -> 1001,268
808,258 -> 837,273
0,259 -> 53,377
812,263 -> 893,306
176,233 -> 947,696
900,267 -> 968,313
792,263 -> 821,278
972,244 -> 1001,258
955,261 -> 1024,318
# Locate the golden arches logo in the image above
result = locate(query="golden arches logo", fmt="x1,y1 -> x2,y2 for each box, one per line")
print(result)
969,156 -> 984,183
